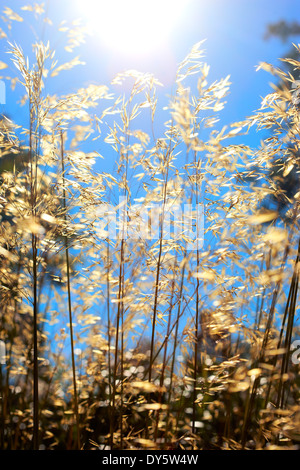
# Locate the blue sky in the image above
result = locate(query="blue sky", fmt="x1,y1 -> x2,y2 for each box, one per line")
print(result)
1,0 -> 300,142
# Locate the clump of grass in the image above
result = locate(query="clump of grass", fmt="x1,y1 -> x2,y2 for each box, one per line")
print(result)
0,5 -> 299,451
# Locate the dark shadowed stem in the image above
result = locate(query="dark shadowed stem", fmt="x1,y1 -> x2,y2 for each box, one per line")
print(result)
111,238 -> 125,449
192,154 -> 201,441
241,282 -> 280,449
224,392 -> 232,441
106,241 -> 113,449
32,232 -> 39,450
60,131 -> 80,450
276,238 -> 300,409
1,333 -> 13,448
263,267 -> 294,409
142,279 -> 194,383
192,273 -> 200,437
254,254 -> 267,331
120,260 -> 125,450
241,243 -> 290,448
0,364 -> 3,448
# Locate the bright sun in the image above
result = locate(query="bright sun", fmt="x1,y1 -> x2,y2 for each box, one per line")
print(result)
77,0 -> 190,56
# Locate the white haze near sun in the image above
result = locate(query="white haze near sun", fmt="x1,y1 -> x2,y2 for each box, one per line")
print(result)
76,0 -> 191,57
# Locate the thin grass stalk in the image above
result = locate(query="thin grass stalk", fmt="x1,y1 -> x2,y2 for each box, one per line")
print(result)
241,259 -> 286,447
174,360 -> 190,443
241,237 -> 291,448
279,281 -> 298,408
29,90 -> 39,450
224,392 -> 232,441
60,131 -> 80,450
41,340 -> 66,411
254,255 -> 267,331
1,339 -> 12,448
142,277 -> 194,382
110,118 -> 130,447
192,154 -> 201,440
32,231 -> 39,450
5,345 -> 12,448
165,256 -> 186,442
277,238 -> 300,408
263,272 -> 294,409
276,257 -> 299,408
154,275 -> 175,443
241,285 -> 280,448
110,238 -> 125,448
256,242 -> 292,411
0,363 -> 3,448
106,240 -> 113,449
192,277 -> 200,437
120,258 -> 125,449
149,149 -> 170,383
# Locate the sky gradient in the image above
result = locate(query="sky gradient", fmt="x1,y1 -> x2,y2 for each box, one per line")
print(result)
1,0 -> 300,165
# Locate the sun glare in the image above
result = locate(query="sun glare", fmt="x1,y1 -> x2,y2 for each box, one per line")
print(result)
77,0 -> 189,56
